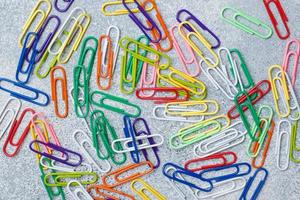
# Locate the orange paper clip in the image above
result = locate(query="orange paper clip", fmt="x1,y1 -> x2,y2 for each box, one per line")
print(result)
102,161 -> 154,188
50,66 -> 68,118
87,184 -> 135,200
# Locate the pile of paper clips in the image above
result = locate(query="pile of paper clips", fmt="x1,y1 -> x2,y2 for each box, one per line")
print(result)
0,0 -> 299,199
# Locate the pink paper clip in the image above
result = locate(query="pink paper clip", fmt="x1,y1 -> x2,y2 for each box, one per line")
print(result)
282,39 -> 300,86
170,24 -> 200,77
263,0 -> 290,40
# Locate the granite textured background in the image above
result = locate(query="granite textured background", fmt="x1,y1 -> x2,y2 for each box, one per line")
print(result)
0,0 -> 300,199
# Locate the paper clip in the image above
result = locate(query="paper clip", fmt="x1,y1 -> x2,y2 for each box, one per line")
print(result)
221,7 -> 272,39
263,0 -> 290,40
2,108 -> 35,157
141,0 -> 173,52
239,168 -> 268,200
184,152 -> 237,172
90,90 -> 141,117
194,121 -> 246,158
282,39 -> 300,86
162,162 -> 213,192
29,140 -> 82,167
102,161 -> 154,188
73,65 -> 89,118
199,162 -> 251,183
123,0 -> 162,43
87,184 -> 135,200
136,87 -> 190,104
276,119 -> 291,171
268,65 -> 290,118
0,77 -> 50,106
73,130 -> 111,173
290,120 -> 300,163
227,80 -> 271,119
178,21 -> 219,68
218,47 -> 238,86
170,24 -> 200,77
195,177 -> 247,199
0,98 -> 21,140
105,26 -> 120,73
18,0 -> 51,47
90,110 -> 127,165
16,32 -> 39,84
101,0 -> 153,16
67,180 -> 93,200
131,179 -> 166,200
44,172 -> 98,187
165,100 -> 219,117
251,120 -> 275,168
54,0 -> 74,12
50,66 -> 68,118
177,9 -> 221,49
169,115 -> 230,149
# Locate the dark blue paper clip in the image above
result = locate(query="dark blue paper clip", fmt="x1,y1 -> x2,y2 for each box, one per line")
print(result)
0,77 -> 50,106
239,168 -> 268,200
27,15 -> 61,64
199,162 -> 252,183
54,0 -> 74,12
133,118 -> 160,168
122,0 -> 162,43
176,9 -> 221,49
16,32 -> 39,83
123,115 -> 140,163
162,162 -> 213,192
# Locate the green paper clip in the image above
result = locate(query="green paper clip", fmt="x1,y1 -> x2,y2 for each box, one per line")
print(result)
90,90 -> 141,117
44,171 -> 98,187
290,119 -> 300,163
73,65 -> 89,118
90,110 -> 126,165
221,7 -> 273,39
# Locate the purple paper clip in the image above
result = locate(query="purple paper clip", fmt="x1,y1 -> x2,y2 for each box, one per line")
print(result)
123,115 -> 140,163
16,32 -> 39,84
176,9 -> 221,49
26,15 -> 61,64
29,140 -> 82,167
122,0 -> 162,43
54,0 -> 74,13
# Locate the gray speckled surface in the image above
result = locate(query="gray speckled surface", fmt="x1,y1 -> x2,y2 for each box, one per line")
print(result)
0,0 -> 300,199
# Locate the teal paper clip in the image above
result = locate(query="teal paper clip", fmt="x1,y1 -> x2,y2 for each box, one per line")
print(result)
90,90 -> 141,117
221,7 -> 273,39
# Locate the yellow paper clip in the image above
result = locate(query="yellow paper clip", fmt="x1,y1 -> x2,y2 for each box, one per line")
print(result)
18,0 -> 52,47
165,100 -> 219,117
178,21 -> 219,68
101,0 -> 153,16
268,65 -> 290,118
130,179 -> 166,200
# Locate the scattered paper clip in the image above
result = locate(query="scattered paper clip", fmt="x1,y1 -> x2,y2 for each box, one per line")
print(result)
87,184 -> 135,200
131,178 -> 166,200
54,0 -> 74,12
67,180 -> 93,200
263,0 -> 290,40
276,119 -> 291,171
290,120 -> 300,163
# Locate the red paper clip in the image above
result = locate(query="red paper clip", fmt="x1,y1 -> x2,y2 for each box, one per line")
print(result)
2,108 -> 36,157
102,161 -> 154,188
87,184 -> 135,200
263,0 -> 290,40
227,80 -> 271,119
184,151 -> 237,172
136,87 -> 189,104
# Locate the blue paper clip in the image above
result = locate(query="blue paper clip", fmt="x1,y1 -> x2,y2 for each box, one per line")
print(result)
162,162 -> 213,192
176,9 -> 221,49
54,0 -> 74,12
16,32 -> 39,84
239,168 -> 268,200
123,115 -> 140,163
199,162 -> 252,183
0,78 -> 49,106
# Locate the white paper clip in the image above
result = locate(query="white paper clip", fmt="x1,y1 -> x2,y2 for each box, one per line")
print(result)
111,134 -> 164,153
103,25 -> 120,73
195,177 -> 247,199
276,119 -> 291,171
73,130 -> 111,173
152,105 -> 204,123
194,121 -> 246,158
67,180 -> 93,200
0,98 -> 22,139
